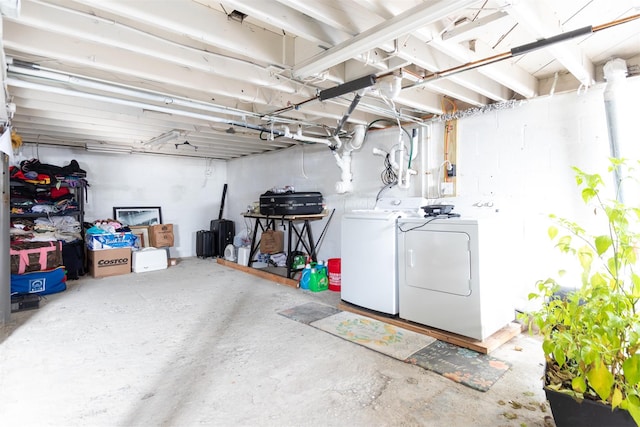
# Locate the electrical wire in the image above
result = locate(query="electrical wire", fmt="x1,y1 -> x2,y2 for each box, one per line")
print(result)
397,216 -> 442,233
313,208 -> 335,254
408,128 -> 415,169
434,160 -> 453,199
443,121 -> 451,183
376,181 -> 397,201
259,129 -> 283,141
366,117 -> 411,186
381,153 -> 398,185
366,118 -> 397,131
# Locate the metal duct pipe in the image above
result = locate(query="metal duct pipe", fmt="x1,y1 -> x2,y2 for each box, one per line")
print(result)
6,76 -> 289,138
7,60 -> 263,120
603,58 -> 628,202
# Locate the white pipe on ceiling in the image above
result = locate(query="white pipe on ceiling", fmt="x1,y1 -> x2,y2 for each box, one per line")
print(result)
7,60 -> 258,120
7,76 -> 238,125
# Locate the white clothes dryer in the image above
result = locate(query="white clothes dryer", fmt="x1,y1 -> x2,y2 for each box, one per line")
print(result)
397,216 -> 514,341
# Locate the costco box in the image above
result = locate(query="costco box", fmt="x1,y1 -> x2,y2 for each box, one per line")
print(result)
260,230 -> 284,254
149,224 -> 174,248
88,247 -> 131,278
132,248 -> 167,273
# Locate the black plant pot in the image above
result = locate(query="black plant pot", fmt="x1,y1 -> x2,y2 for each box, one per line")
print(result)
545,387 -> 635,427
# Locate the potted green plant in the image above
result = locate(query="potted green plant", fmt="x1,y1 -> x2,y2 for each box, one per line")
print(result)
526,159 -> 640,427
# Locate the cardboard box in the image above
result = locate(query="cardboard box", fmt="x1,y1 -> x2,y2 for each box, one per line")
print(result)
132,248 -> 167,273
88,247 -> 132,278
149,224 -> 174,248
260,230 -> 284,254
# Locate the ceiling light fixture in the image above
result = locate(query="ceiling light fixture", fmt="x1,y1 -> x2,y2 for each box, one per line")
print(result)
143,130 -> 182,147
85,143 -> 132,154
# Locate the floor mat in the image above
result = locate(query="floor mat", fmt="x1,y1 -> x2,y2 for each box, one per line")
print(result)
278,302 -> 511,392
277,301 -> 341,324
406,340 -> 511,392
311,311 -> 436,360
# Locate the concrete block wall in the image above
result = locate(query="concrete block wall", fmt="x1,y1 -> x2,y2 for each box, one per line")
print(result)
228,79 -> 640,310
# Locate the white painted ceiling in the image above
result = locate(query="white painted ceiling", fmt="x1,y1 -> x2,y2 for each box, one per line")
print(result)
4,0 -> 640,159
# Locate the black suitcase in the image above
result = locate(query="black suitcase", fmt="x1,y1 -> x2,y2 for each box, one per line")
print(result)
259,191 -> 323,215
210,219 -> 235,257
196,230 -> 215,258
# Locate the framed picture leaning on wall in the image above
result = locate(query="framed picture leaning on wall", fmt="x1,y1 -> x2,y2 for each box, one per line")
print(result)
113,206 -> 162,226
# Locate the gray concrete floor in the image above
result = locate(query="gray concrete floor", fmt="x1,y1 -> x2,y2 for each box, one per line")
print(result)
0,257 -> 553,427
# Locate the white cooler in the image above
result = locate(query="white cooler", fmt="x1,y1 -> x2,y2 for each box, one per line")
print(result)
132,247 -> 168,273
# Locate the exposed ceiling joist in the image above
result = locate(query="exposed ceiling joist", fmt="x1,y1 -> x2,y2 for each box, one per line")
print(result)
3,0 -> 639,159
293,0 -> 481,78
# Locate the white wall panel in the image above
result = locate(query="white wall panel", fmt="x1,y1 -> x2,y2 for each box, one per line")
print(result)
10,147 -> 227,259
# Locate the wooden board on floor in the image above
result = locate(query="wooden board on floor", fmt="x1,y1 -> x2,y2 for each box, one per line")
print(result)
338,301 -> 521,354
217,258 -> 299,288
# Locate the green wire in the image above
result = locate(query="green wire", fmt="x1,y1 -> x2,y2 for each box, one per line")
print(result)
366,119 -> 413,168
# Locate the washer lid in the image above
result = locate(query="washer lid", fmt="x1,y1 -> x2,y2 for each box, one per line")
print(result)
345,210 -> 402,220
375,197 -> 428,213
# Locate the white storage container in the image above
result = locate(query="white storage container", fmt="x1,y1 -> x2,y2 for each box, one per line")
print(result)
132,247 -> 167,273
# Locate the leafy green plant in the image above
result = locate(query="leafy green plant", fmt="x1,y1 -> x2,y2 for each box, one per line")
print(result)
526,158 -> 640,425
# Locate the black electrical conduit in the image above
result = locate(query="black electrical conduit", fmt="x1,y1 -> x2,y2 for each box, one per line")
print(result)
333,92 -> 363,138
265,13 -> 640,118
266,74 -> 377,118
406,13 -> 640,89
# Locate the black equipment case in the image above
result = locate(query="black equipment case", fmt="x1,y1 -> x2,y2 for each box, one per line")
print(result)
196,230 -> 215,258
259,191 -> 323,216
210,183 -> 235,256
210,219 -> 234,257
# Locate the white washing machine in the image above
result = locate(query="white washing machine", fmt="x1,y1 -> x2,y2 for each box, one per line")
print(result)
397,216 -> 514,341
340,197 -> 426,315
341,210 -> 402,314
